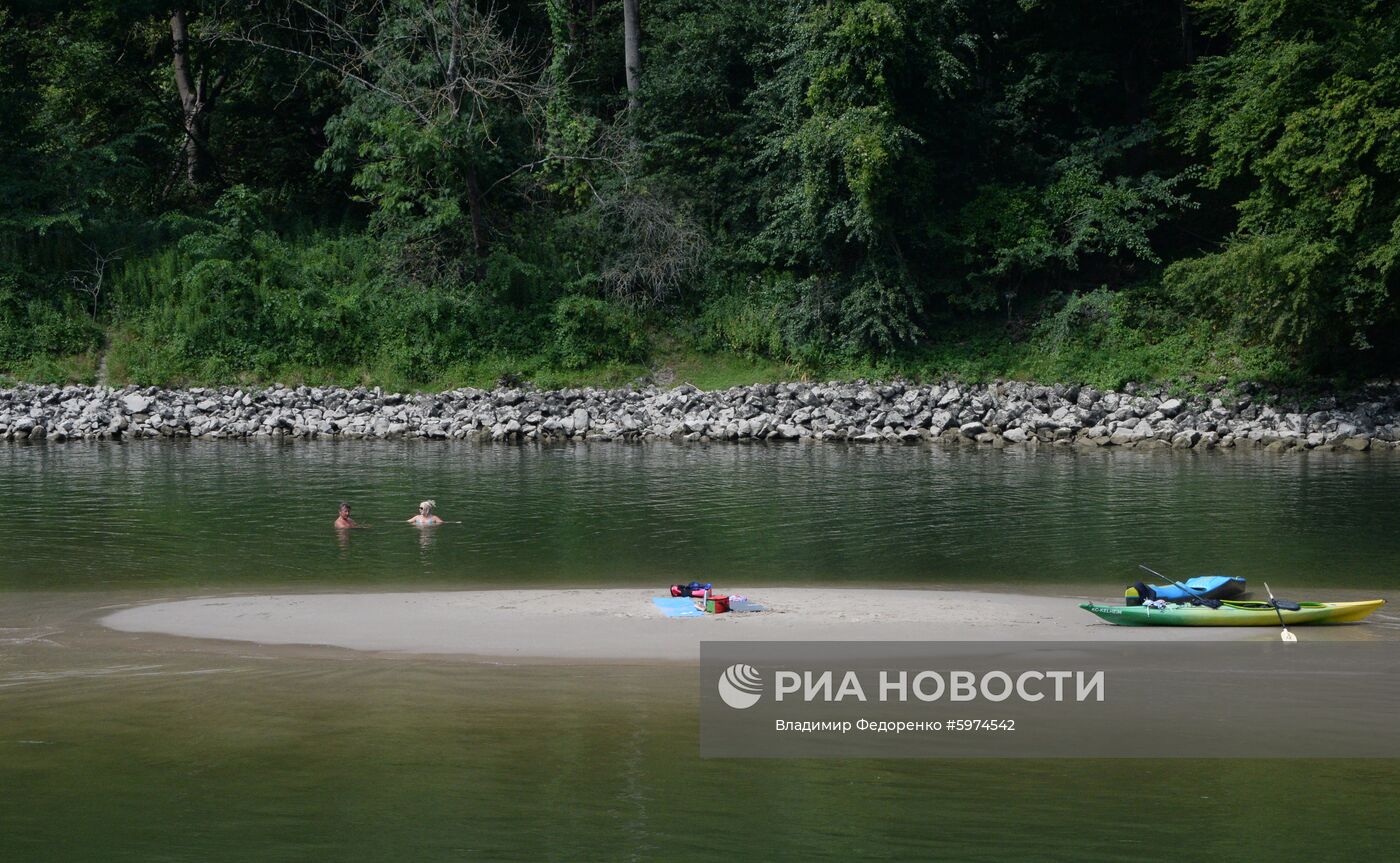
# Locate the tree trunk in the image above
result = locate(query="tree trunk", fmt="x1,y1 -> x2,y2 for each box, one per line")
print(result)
465,164 -> 487,257
564,1 -> 600,46
1179,0 -> 1195,64
623,0 -> 641,111
170,9 -> 222,187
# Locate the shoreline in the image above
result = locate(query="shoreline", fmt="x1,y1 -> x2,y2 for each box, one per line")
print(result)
96,588 -> 1373,661
5,379 -> 1399,450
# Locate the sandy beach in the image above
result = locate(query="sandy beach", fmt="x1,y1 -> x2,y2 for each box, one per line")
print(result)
97,587 -> 1340,661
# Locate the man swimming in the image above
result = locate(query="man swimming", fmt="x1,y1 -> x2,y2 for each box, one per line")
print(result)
407,500 -> 444,526
335,502 -> 362,529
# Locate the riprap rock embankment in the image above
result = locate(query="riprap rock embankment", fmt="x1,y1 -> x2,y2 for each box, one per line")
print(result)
2,381 -> 1397,451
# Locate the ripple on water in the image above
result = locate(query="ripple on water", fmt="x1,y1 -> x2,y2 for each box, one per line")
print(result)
1,441 -> 1398,591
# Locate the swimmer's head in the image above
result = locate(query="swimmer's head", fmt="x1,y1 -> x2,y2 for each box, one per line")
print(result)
419,500 -> 436,514
339,501 -> 351,515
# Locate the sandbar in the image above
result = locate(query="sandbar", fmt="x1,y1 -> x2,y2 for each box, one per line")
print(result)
99,588 -> 1288,661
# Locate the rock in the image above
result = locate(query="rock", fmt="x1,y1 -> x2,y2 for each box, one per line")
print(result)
1108,428 -> 1136,446
1171,430 -> 1201,449
3,379 -> 1400,447
928,410 -> 954,434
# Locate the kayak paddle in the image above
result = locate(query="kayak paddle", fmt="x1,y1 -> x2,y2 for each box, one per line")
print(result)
1264,582 -> 1298,643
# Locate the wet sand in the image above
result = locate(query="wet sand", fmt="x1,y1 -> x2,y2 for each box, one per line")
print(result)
97,588 -> 1316,660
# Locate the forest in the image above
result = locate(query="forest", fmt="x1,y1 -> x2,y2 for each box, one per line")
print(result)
2,0 -> 1398,390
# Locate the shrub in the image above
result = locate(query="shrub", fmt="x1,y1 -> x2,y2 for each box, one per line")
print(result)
549,295 -> 647,369
0,270 -> 101,365
696,290 -> 786,359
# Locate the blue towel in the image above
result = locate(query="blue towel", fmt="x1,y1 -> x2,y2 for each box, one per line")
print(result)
652,596 -> 705,618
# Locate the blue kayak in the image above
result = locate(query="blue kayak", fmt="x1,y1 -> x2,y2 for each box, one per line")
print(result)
1125,575 -> 1246,604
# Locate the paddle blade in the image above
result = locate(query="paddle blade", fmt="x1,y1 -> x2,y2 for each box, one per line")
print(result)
1281,629 -> 1298,643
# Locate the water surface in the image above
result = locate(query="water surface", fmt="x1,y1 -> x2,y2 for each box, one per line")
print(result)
3,441 -> 1400,591
4,626 -> 1399,862
3,442 -> 1399,860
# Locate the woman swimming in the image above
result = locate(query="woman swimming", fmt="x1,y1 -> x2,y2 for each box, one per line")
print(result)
407,500 -> 444,526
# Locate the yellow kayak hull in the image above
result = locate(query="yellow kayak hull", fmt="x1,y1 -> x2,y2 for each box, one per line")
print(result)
1080,599 -> 1387,627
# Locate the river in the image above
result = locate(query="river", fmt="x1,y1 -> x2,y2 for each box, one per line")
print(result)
3,442 -> 1399,860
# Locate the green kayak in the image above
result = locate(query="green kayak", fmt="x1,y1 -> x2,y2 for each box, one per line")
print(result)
1080,599 -> 1386,627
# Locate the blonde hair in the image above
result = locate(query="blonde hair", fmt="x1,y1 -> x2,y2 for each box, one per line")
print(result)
419,499 -> 436,513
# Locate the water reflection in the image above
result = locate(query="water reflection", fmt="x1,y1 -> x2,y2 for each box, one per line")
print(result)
4,443 -> 1400,861
2,441 -> 1399,591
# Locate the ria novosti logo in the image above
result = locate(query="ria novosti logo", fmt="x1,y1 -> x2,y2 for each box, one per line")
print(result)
716,664 -> 1107,710
717,663 -> 764,709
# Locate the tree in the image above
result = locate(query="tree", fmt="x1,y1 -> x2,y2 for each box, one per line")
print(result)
623,0 -> 641,111
170,8 -> 228,188
746,0 -> 978,352
216,0 -> 551,270
1163,0 -> 1400,362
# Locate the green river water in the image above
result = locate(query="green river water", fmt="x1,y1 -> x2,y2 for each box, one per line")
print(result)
3,442 -> 1399,861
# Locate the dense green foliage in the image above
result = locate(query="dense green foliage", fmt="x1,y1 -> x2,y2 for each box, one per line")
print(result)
1163,0 -> 1400,365
2,0 -> 1396,388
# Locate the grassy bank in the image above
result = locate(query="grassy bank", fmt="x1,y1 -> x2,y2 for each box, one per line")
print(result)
0,221 -> 1329,395
2,313 -> 1301,395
